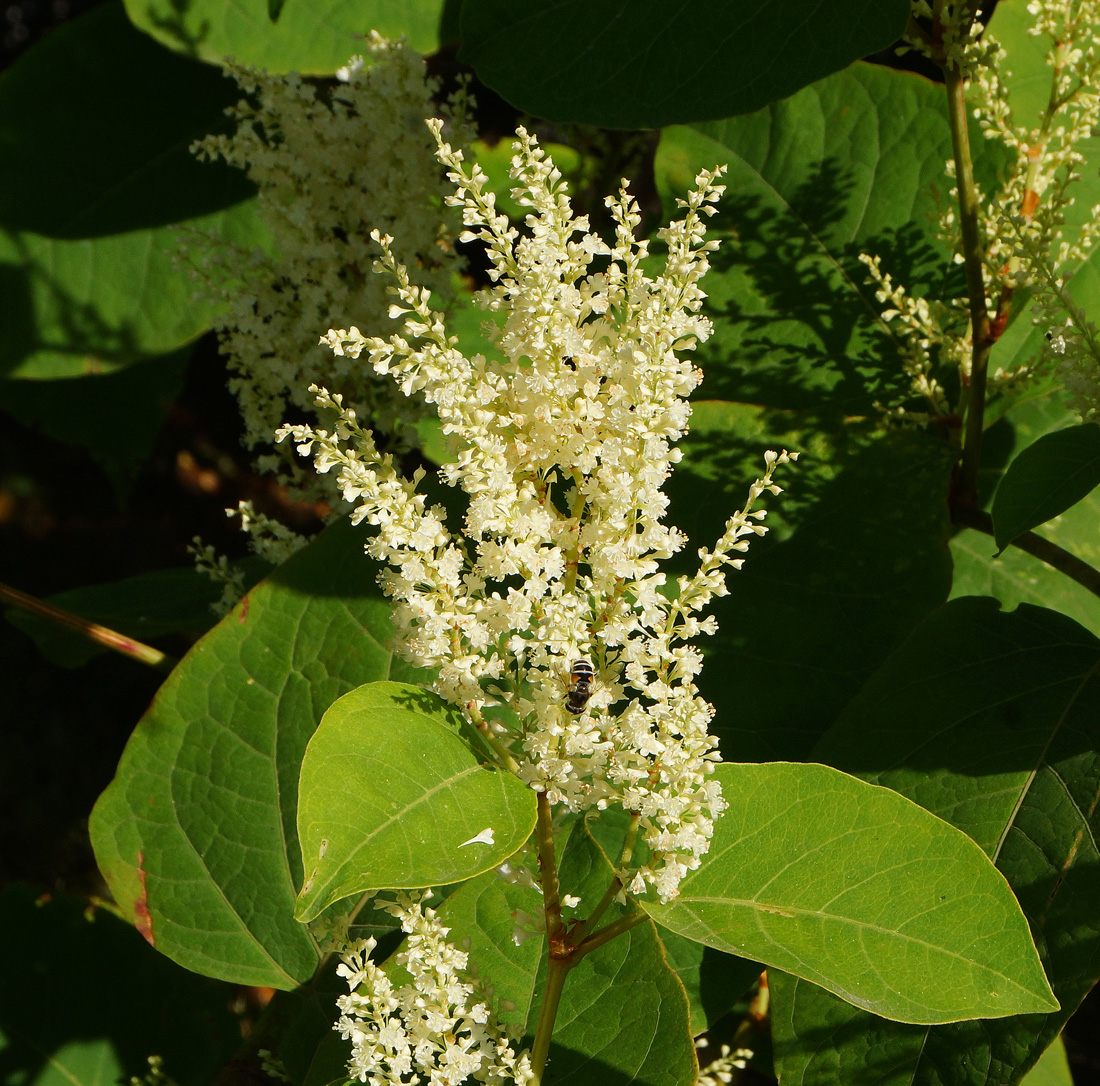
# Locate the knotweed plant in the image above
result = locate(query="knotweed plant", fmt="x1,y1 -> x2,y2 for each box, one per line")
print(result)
281,123 -> 792,905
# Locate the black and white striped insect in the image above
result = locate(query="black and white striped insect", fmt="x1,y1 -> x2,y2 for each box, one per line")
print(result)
564,659 -> 596,715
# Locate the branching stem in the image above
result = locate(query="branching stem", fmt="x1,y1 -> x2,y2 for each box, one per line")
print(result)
573,910 -> 649,958
570,813 -> 640,946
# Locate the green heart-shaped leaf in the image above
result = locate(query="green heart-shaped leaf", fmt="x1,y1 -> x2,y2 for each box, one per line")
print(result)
295,682 -> 537,921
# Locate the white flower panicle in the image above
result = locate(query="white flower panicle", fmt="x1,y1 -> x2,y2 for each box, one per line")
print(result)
280,125 -> 795,902
857,253 -> 962,420
335,894 -> 533,1085
190,34 -> 463,488
974,0 -> 1100,409
187,537 -> 246,616
971,1 -> 1100,286
1041,291 -> 1100,418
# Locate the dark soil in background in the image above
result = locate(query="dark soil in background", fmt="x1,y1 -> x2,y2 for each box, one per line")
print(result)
3,4 -> 1100,1084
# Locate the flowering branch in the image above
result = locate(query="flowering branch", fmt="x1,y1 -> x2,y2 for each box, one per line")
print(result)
281,121 -> 796,1083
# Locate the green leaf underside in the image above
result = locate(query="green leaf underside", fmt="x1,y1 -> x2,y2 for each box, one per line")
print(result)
951,395 -> 1100,640
656,63 -> 988,416
294,683 -> 537,921
645,762 -> 1057,1025
459,0 -> 909,129
0,886 -> 239,1086
0,3 -> 268,378
775,598 -> 1100,1084
123,0 -> 445,70
992,423 -> 1100,549
90,520 -> 426,988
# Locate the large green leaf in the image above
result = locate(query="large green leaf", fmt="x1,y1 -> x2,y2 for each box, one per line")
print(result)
0,885 -> 238,1086
294,682 -> 537,921
644,762 -> 1058,1025
991,423 -> 1100,550
678,429 -> 954,762
90,519 -> 426,988
0,3 -> 266,377
773,598 -> 1100,1084
459,0 -> 908,129
655,62 -> 981,415
656,929 -> 762,1037
124,0 -> 446,70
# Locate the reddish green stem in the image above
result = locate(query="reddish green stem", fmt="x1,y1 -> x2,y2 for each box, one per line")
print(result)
0,581 -> 177,673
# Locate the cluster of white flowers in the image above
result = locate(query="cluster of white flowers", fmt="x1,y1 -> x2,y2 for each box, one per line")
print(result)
1038,286 -> 1100,417
190,34 -> 462,490
279,124 -> 793,901
868,0 -> 1100,417
974,0 -> 1100,408
129,1056 -> 175,1086
335,893 -> 532,1086
971,1 -> 1100,283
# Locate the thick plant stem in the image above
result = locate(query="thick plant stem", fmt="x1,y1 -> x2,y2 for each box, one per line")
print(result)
953,507 -> 1100,599
945,61 -> 993,507
529,957 -> 571,1084
0,581 -> 177,673
535,792 -> 564,943
531,791 -> 570,1084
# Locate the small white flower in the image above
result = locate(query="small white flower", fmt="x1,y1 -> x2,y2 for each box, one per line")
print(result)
696,1043 -> 753,1086
335,54 -> 365,81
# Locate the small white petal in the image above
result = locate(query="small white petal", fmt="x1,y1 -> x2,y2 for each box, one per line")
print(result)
459,827 -> 495,847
